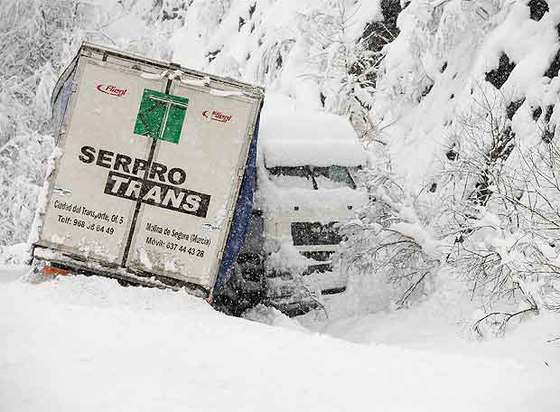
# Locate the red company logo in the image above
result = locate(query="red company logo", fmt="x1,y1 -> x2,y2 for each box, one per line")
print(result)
96,84 -> 127,97
202,110 -> 232,123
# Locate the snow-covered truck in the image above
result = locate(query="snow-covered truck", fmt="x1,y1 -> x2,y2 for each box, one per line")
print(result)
31,43 -> 264,299
219,95 -> 369,315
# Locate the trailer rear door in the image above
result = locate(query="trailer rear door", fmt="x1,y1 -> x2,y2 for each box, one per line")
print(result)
38,57 -> 167,265
125,81 -> 260,289
36,45 -> 262,291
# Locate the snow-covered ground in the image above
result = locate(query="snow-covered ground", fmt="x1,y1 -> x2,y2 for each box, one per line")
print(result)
1,266 -> 559,412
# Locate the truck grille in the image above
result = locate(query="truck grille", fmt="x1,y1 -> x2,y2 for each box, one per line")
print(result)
291,222 -> 342,246
300,251 -> 334,276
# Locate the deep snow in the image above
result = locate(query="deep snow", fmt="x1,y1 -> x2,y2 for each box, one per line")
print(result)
1,267 -> 559,412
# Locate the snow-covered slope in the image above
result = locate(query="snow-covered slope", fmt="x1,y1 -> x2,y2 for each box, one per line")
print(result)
373,0 -> 560,189
1,270 -> 559,412
351,0 -> 560,319
170,0 -> 381,110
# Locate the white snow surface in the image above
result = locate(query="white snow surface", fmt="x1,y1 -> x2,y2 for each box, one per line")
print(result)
372,0 -> 560,191
1,268 -> 559,412
260,94 -> 368,167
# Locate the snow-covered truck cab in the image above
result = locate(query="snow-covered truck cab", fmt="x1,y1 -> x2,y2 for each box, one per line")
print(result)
256,95 -> 368,315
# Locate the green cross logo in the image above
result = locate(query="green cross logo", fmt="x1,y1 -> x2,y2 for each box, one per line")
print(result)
133,89 -> 188,144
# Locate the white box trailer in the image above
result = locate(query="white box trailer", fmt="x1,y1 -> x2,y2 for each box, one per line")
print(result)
32,43 -> 264,297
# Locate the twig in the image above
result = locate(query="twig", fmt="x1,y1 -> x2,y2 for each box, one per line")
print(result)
395,271 -> 430,309
473,306 -> 538,338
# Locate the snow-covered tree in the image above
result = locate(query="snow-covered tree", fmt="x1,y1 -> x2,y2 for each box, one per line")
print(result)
337,161 -> 442,310
0,0 -> 82,245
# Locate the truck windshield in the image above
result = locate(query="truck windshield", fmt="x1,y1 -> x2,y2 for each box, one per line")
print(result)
267,166 -> 356,190
312,166 -> 356,189
267,166 -> 315,189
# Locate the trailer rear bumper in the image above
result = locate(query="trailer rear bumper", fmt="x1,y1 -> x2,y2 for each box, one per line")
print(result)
32,246 -> 209,298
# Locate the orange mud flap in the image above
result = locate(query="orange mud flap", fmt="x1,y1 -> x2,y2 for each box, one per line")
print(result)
41,265 -> 72,277
24,259 -> 72,284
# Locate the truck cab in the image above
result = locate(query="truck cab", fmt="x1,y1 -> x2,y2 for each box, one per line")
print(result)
219,94 -> 368,316
258,96 -> 367,314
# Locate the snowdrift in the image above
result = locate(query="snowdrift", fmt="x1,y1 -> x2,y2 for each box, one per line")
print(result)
1,272 -> 559,412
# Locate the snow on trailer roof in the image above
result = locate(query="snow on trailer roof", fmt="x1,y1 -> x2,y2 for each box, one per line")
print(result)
260,94 -> 367,168
51,42 -> 264,109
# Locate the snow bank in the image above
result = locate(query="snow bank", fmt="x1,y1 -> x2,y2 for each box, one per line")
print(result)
1,273 -> 559,412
